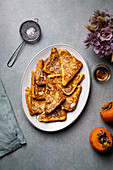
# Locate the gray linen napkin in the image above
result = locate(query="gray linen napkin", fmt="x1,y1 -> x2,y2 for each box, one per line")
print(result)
0,79 -> 26,157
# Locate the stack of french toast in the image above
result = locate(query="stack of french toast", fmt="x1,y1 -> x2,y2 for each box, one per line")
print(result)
25,47 -> 85,122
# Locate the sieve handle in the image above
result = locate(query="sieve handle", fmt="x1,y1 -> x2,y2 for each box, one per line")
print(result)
7,41 -> 25,68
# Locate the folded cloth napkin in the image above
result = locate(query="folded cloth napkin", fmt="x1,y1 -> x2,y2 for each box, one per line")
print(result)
0,79 -> 26,157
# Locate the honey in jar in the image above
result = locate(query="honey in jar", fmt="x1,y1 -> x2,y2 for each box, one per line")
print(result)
93,64 -> 111,82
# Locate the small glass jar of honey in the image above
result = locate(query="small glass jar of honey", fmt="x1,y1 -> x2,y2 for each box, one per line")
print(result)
93,64 -> 111,83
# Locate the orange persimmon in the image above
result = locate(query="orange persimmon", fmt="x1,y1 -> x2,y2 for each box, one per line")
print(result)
89,127 -> 113,152
100,100 -> 113,124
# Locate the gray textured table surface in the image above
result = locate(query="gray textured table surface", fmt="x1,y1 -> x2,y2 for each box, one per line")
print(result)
0,0 -> 113,170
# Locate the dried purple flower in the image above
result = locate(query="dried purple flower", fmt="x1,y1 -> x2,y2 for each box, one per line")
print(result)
99,41 -> 111,57
94,46 -> 100,55
84,32 -> 99,50
99,28 -> 112,41
108,15 -> 113,32
84,32 -> 100,49
84,31 -> 113,58
84,9 -> 113,59
93,40 -> 112,58
89,9 -> 109,31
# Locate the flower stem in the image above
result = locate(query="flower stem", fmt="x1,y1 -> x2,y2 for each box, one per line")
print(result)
111,53 -> 113,63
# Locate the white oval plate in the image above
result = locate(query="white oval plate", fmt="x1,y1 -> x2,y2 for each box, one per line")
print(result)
21,44 -> 90,132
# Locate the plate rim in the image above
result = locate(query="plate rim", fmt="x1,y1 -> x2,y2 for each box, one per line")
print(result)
21,43 -> 91,132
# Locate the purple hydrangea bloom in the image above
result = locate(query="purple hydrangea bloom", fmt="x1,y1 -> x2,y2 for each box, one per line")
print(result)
83,32 -> 100,49
98,41 -> 111,57
110,38 -> 113,49
93,40 -> 112,58
94,46 -> 100,54
99,28 -> 112,41
84,31 -> 113,58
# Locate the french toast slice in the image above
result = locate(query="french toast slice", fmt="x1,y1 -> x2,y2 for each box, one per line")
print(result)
47,74 -> 62,84
61,85 -> 82,111
34,84 -> 46,100
25,87 -> 45,115
59,73 -> 85,95
35,59 -> 47,85
31,71 -> 46,100
45,75 -> 66,114
31,71 -> 36,98
48,73 -> 84,96
38,106 -> 67,122
43,47 -> 62,74
59,49 -> 83,86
